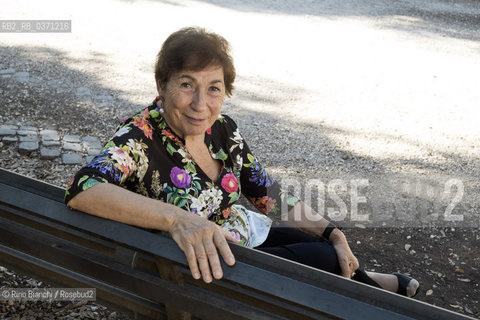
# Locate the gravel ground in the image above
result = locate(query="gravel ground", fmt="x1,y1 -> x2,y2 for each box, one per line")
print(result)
1,0 -> 479,318
0,266 -> 130,320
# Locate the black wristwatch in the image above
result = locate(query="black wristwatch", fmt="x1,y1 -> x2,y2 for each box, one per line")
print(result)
322,222 -> 342,241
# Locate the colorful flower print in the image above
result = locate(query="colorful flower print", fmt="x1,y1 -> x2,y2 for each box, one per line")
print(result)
71,175 -> 108,195
67,176 -> 74,189
170,167 -> 191,188
161,129 -> 182,144
108,146 -> 137,182
132,108 -> 153,140
230,231 -> 241,241
221,173 -> 238,193
229,128 -> 244,152
126,138 -> 149,181
244,153 -> 275,187
86,146 -> 125,183
222,206 -> 231,219
112,126 -> 131,139
190,187 -> 223,218
251,196 -> 277,214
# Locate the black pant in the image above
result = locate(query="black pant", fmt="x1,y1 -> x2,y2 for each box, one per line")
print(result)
255,227 -> 380,287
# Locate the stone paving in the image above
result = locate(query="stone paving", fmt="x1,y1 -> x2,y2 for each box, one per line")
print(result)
0,66 -> 111,166
0,67 -> 115,107
0,122 -> 103,165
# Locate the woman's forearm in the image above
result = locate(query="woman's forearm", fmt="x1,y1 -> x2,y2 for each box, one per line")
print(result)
67,183 -> 181,231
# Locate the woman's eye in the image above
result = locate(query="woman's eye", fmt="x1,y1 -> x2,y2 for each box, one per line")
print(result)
210,86 -> 220,92
180,82 -> 192,88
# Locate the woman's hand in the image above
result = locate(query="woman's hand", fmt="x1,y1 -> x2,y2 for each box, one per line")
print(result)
168,210 -> 238,283
329,229 -> 359,278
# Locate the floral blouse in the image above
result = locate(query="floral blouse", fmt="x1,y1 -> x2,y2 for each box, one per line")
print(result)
65,99 -> 299,247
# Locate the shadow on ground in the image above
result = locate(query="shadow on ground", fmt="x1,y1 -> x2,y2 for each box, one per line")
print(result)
0,45 -> 140,139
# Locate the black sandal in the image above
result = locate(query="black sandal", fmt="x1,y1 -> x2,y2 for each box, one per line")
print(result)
394,273 -> 420,297
352,268 -> 382,288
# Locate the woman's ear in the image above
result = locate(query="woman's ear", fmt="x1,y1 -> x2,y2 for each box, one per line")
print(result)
155,77 -> 164,96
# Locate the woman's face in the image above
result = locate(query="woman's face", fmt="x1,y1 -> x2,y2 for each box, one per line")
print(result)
157,65 -> 225,140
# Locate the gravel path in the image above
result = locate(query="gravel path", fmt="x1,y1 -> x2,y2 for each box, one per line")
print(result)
1,0 -> 479,318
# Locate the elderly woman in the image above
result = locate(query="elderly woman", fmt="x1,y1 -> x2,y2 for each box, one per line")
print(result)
65,27 -> 419,297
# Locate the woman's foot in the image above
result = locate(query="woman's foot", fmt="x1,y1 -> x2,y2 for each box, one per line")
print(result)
394,273 -> 420,297
366,271 -> 420,297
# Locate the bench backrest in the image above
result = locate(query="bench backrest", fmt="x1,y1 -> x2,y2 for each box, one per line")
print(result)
0,168 -> 473,320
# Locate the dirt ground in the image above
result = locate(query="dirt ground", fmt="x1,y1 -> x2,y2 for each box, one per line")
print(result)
1,0 -> 480,319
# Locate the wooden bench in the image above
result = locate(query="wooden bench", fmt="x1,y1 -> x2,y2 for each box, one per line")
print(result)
0,168 -> 473,320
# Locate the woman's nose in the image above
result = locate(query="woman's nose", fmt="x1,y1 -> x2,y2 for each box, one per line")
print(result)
191,89 -> 207,111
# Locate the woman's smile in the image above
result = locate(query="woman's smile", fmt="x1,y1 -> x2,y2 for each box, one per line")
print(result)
184,114 -> 206,124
